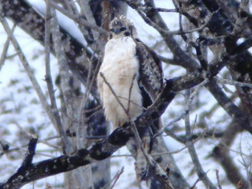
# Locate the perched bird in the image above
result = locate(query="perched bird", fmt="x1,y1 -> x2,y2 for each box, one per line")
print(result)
97,15 -> 163,179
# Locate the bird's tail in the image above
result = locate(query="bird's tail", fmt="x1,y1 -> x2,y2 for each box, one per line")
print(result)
126,120 -> 170,188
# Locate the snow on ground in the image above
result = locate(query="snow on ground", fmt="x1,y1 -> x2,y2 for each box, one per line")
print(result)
0,0 -> 251,189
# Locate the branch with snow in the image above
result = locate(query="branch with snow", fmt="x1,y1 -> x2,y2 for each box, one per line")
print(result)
1,0 -> 252,188
0,78 -> 176,189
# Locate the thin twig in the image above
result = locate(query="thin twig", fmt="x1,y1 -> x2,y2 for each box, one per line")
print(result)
144,7 -> 177,13
155,79 -> 209,138
100,72 -> 169,183
0,78 -> 176,189
184,89 -> 216,189
0,17 -> 58,134
0,135 -> 61,157
110,146 -> 187,158
238,133 -> 252,189
49,2 -> 75,155
178,2 -> 189,43
152,146 -> 187,156
84,105 -> 102,113
13,121 -> 32,138
99,72 -> 149,162
84,135 -> 108,140
77,0 -> 100,41
129,2 -> 218,35
83,108 -> 103,123
164,129 -> 186,143
48,0 -> 108,35
215,77 -> 252,89
190,178 -> 200,189
39,140 -> 61,151
76,56 -> 103,149
216,170 -> 222,189
128,74 -> 137,113
134,163 -> 143,189
45,0 -> 63,143
0,24 -> 16,71
99,72 -> 129,116
118,96 -> 147,111
49,4 -> 91,188
108,167 -> 124,189
75,54 -> 94,149
154,109 -> 188,138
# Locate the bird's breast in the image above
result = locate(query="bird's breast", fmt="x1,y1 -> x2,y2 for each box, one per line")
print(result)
100,37 -> 139,85
97,37 -> 143,127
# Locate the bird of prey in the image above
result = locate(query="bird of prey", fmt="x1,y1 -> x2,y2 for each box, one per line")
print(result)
97,15 -> 163,179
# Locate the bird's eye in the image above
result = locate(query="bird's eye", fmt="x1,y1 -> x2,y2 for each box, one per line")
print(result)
124,31 -> 130,36
120,27 -> 127,32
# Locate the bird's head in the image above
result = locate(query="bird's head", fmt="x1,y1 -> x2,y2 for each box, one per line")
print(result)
109,16 -> 137,39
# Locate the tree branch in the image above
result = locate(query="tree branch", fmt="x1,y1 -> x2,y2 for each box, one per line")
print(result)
184,90 -> 216,189
1,0 -> 99,98
0,78 -> 176,189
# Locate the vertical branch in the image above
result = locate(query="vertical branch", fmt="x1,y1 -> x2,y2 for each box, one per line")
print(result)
0,17 -> 58,135
49,3 -> 88,189
75,59 -> 95,189
184,89 -> 216,189
127,74 -> 136,113
238,134 -> 252,189
100,73 -> 172,188
0,24 -> 16,71
46,1 -> 73,156
45,0 -> 63,149
77,0 -> 99,40
128,0 -> 200,71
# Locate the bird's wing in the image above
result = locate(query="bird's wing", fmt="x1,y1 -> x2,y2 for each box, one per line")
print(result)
135,39 -> 163,101
134,39 -> 165,181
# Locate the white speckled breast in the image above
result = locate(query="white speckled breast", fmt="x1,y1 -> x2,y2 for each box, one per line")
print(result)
97,37 -> 143,127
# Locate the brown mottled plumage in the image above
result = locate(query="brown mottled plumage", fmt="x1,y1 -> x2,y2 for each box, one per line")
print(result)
97,15 -> 163,127
97,16 -> 163,180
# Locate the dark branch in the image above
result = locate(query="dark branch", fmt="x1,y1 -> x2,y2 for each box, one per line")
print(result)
21,135 -> 38,167
0,128 -> 131,189
0,79 -> 175,189
1,0 -> 99,98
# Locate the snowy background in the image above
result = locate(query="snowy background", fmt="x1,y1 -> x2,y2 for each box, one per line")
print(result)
0,0 -> 252,189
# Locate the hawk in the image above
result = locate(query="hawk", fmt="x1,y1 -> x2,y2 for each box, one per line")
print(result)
97,16 -> 163,179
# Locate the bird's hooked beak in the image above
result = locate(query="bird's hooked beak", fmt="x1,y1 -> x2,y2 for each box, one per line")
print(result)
112,28 -> 120,34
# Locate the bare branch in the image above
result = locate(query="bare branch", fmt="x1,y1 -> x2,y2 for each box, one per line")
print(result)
100,73 -> 171,187
184,90 -> 216,189
190,178 -> 200,189
48,0 -> 108,36
127,0 -> 200,71
45,0 -> 64,150
0,24 -> 16,71
0,77 -> 176,188
1,0 -> 99,98
216,170 -> 222,189
0,17 -> 59,133
155,79 -> 209,138
108,167 -> 124,189
215,77 -> 252,89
